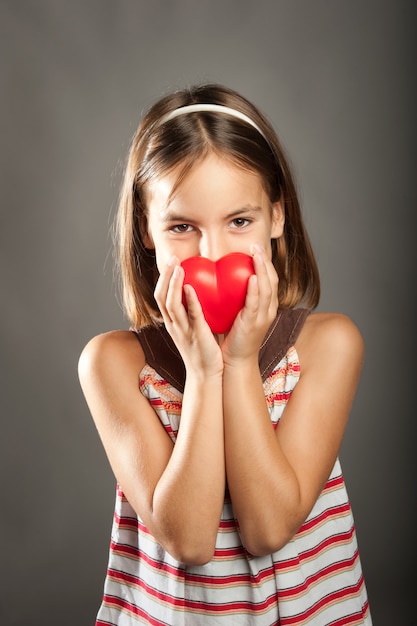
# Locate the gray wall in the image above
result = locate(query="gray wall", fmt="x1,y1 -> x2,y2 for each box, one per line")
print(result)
1,2 -> 415,624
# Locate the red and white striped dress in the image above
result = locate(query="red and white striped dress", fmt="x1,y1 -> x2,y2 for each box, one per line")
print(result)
96,310 -> 371,625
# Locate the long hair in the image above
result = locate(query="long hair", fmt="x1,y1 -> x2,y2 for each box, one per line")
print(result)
115,84 -> 320,328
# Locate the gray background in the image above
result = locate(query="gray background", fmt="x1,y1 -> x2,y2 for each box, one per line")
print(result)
1,1 -> 415,624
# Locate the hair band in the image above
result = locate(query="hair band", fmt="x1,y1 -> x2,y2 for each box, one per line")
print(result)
159,104 -> 267,140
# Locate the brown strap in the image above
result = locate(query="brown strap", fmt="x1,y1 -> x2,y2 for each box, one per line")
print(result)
258,308 -> 310,381
132,308 -> 310,393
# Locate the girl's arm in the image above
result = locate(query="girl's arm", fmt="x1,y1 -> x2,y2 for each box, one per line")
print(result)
221,255 -> 364,556
78,291 -> 225,566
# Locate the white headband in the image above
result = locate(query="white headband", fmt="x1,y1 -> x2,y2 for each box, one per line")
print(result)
159,104 -> 266,140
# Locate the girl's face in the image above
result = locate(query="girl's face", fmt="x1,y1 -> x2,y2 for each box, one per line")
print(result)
143,153 -> 284,271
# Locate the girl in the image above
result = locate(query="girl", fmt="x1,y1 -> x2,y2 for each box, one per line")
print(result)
79,84 -> 371,625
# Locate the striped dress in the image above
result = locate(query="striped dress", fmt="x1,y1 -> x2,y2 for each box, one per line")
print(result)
96,310 -> 371,625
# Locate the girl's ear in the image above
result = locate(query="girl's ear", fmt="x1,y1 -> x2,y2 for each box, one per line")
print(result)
271,200 -> 285,239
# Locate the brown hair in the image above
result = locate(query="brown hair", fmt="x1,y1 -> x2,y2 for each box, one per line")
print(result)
115,83 -> 320,328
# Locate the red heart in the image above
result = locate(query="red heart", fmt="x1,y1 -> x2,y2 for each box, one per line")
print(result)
181,253 -> 255,333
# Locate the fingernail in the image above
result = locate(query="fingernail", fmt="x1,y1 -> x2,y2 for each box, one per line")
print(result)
173,265 -> 181,278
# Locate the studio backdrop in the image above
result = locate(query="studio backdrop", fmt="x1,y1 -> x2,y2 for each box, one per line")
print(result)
1,2 -> 415,625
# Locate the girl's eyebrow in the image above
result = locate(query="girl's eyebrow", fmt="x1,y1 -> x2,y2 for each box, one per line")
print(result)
160,205 -> 263,223
226,206 -> 263,219
159,209 -> 193,223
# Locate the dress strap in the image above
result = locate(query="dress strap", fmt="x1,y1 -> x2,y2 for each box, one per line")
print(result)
132,308 -> 310,393
258,308 -> 310,381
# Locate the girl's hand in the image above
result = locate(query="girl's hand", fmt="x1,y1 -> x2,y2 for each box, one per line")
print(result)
154,257 -> 224,378
221,244 -> 279,366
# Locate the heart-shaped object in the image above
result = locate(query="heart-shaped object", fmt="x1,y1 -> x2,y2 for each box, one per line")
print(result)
181,252 -> 255,333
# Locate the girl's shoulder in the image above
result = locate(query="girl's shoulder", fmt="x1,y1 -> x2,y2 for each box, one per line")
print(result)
303,310 -> 362,334
78,329 -> 146,386
295,311 -> 364,372
302,310 -> 363,339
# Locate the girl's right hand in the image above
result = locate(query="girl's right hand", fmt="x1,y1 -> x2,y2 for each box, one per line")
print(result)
154,257 -> 224,379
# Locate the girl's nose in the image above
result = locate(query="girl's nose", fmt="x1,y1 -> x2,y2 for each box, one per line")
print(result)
199,236 -> 228,261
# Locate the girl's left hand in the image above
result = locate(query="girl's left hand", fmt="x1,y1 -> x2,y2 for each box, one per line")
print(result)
221,244 -> 278,366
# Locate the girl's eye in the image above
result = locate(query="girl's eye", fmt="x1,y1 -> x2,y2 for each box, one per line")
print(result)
230,218 -> 250,228
171,224 -> 193,233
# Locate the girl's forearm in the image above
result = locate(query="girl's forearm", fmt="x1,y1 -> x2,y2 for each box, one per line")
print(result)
151,371 -> 225,565
223,361 -> 300,556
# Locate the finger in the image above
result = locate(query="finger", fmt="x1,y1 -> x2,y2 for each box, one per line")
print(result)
164,264 -> 189,327
254,245 -> 279,312
154,257 -> 178,318
239,274 -> 260,323
183,284 -> 205,323
251,250 -> 274,318
263,259 -> 279,316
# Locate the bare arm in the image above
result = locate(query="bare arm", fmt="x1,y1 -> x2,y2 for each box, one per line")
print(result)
78,328 -> 225,566
222,312 -> 364,556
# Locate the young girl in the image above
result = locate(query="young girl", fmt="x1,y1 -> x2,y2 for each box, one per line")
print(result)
79,84 -> 371,625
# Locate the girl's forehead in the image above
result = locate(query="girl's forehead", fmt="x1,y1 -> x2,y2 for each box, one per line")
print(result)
146,153 -> 266,209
